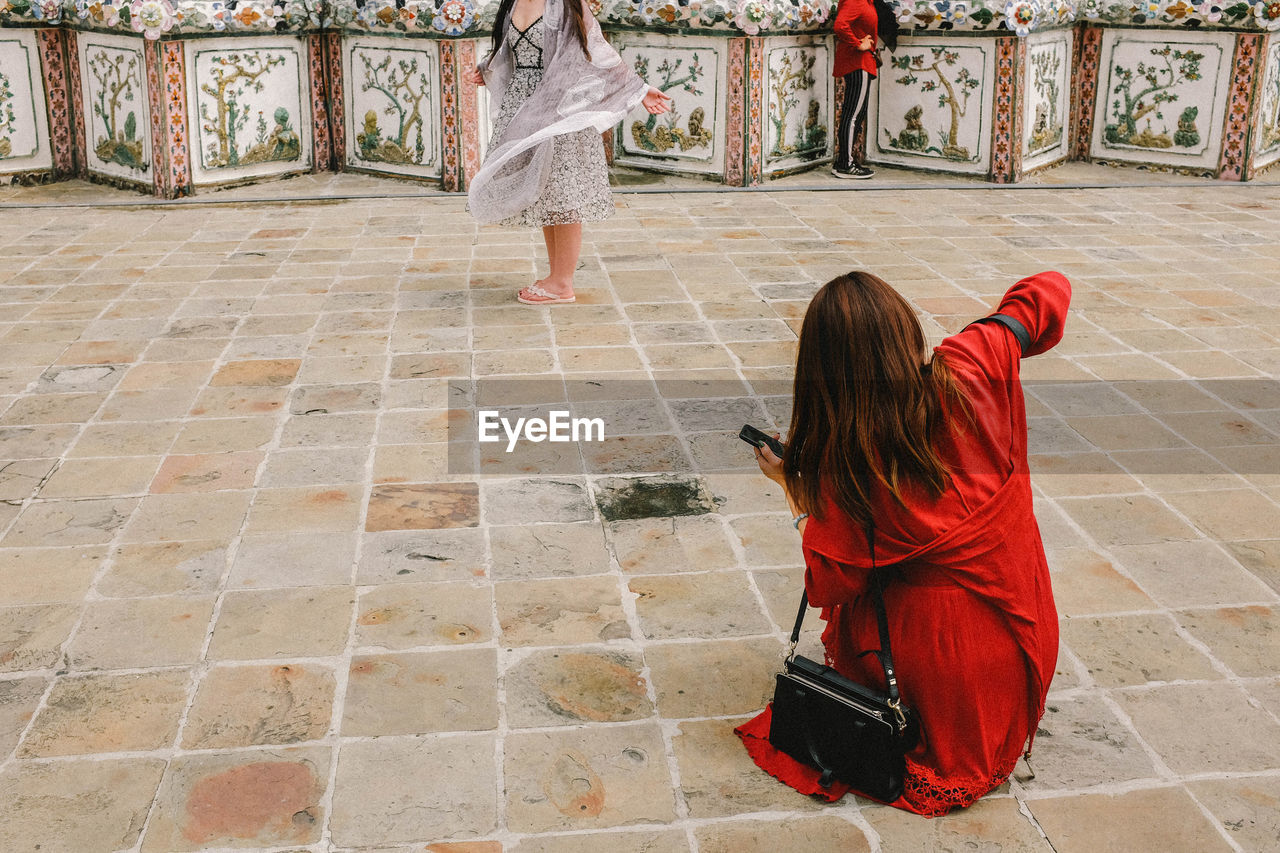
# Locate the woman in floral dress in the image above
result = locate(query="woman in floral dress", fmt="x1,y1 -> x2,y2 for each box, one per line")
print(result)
466,0 -> 670,304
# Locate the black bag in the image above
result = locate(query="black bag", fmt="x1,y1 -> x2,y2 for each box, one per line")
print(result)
767,527 -> 919,802
873,0 -> 899,54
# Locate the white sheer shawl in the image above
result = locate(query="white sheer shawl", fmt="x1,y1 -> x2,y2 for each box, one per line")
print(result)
467,0 -> 648,224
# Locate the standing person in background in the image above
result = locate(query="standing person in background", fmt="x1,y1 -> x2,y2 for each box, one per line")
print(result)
831,0 -> 879,179
465,0 -> 670,305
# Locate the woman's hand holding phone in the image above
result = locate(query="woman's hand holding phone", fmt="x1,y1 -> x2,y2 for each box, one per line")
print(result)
740,424 -> 786,485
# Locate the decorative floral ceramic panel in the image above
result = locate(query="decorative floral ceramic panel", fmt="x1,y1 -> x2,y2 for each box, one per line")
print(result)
185,35 -> 312,182
763,36 -> 833,169
1022,29 -> 1070,170
869,37 -> 993,174
0,32 -> 51,172
1256,37 -> 1280,169
613,35 -> 726,176
1091,30 -> 1233,169
78,34 -> 150,181
344,38 -> 440,178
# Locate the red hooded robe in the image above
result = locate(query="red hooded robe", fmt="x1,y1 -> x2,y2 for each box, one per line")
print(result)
738,272 -> 1071,816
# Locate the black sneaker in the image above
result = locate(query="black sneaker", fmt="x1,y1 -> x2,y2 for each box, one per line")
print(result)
831,165 -> 874,180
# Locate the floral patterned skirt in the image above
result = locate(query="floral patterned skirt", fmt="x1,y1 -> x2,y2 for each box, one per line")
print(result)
490,68 -> 615,228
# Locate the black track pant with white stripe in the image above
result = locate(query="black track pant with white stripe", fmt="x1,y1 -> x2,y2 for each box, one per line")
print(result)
835,69 -> 872,172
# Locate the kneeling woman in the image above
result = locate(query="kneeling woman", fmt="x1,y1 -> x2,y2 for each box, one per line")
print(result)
466,0 -> 670,305
739,270 -> 1070,815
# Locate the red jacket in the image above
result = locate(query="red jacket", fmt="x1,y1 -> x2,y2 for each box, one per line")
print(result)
833,0 -> 878,78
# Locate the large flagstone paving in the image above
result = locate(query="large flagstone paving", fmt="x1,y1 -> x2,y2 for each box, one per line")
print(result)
0,179 -> 1278,851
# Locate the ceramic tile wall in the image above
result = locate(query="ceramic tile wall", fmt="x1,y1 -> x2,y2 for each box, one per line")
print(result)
343,38 -> 441,179
1255,36 -> 1280,172
184,35 -> 312,185
612,34 -> 727,177
1090,29 -> 1234,171
0,30 -> 52,174
1022,28 -> 1071,172
869,36 -> 995,174
77,32 -> 150,184
762,35 -> 833,172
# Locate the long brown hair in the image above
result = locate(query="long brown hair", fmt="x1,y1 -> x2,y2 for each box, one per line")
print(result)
491,0 -> 591,63
784,271 -> 969,525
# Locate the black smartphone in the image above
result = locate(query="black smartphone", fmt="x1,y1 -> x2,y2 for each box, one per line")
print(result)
739,424 -> 785,458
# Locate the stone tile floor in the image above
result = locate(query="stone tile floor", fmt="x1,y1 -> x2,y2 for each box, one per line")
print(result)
0,173 -> 1279,852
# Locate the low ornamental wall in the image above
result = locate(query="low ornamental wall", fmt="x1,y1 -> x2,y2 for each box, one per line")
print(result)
2,0 -> 1278,194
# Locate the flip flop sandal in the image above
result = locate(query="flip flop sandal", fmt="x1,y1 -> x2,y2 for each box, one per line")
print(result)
517,284 -> 576,305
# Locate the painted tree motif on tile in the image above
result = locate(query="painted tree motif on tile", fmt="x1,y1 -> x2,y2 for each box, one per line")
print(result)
0,70 -> 13,159
355,50 -> 429,165
886,47 -> 981,161
630,53 -> 713,153
1028,45 -> 1063,154
1103,45 -> 1204,149
198,51 -> 299,168
1260,44 -> 1280,153
768,48 -> 826,158
87,48 -> 147,172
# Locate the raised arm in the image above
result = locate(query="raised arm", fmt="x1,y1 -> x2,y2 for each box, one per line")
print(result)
990,271 -> 1071,357
935,271 -> 1071,379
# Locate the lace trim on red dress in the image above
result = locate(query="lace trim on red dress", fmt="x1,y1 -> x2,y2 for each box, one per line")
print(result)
901,755 -> 1019,817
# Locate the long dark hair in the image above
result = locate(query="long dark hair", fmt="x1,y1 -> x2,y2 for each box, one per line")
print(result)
490,0 -> 591,62
784,271 -> 970,524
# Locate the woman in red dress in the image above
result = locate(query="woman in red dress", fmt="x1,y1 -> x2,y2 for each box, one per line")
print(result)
737,269 -> 1071,816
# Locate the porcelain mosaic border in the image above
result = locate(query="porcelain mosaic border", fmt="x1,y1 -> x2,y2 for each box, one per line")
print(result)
307,33 -> 330,170
325,30 -> 345,162
162,39 -> 192,192
457,37 -> 479,184
1218,32 -> 1260,180
991,34 -> 1020,182
1071,21 -> 1101,159
724,36 -> 745,185
8,0 -> 1280,42
142,32 -> 163,191
38,28 -> 71,173
439,36 -> 459,189
746,34 -> 764,183
64,27 -> 87,174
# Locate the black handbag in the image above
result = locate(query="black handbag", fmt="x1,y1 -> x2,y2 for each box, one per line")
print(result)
767,526 -> 920,801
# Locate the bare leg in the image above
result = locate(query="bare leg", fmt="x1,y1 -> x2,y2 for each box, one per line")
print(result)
518,222 -> 580,304
542,222 -> 581,296
537,225 -> 556,286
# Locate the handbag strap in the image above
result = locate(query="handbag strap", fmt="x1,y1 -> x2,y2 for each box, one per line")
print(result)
786,524 -> 902,711
966,312 -> 1031,356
